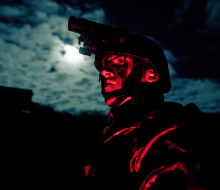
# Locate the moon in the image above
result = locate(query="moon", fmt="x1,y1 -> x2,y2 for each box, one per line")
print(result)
63,44 -> 84,64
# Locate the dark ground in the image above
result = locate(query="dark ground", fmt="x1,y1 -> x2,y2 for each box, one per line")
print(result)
1,86 -> 219,189
1,86 -> 107,188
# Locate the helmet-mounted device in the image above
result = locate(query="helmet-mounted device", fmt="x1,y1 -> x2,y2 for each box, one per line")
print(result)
68,16 -> 171,98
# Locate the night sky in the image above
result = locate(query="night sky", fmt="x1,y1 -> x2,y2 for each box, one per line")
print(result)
0,0 -> 219,114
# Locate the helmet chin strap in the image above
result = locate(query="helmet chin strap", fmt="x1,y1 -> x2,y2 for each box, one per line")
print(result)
109,96 -> 125,109
102,88 -> 128,108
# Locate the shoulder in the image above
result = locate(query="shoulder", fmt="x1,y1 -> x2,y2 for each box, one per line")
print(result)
157,101 -> 200,120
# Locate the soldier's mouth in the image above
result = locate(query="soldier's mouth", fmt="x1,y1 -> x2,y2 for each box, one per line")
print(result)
105,80 -> 116,85
105,83 -> 114,88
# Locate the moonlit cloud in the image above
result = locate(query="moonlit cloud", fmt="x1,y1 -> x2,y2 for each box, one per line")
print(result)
0,5 -> 26,17
0,0 -> 108,114
0,0 -> 219,114
165,78 -> 220,113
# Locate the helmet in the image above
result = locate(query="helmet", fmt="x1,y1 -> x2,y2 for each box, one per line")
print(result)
94,32 -> 171,106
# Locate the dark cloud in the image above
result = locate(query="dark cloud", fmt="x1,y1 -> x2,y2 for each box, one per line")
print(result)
0,4 -> 26,17
82,0 -> 220,79
164,48 -> 220,113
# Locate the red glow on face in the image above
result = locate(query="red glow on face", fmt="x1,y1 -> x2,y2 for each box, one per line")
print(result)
141,68 -> 159,83
130,126 -> 178,173
99,55 -> 133,94
84,165 -> 90,177
101,69 -> 123,93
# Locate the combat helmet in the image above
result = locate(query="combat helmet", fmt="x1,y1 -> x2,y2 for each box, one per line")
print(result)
95,32 -> 171,102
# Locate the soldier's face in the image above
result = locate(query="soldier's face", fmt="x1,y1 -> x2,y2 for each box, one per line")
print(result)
97,55 -> 133,94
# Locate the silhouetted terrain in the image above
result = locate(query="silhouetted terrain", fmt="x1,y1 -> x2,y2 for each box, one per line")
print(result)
1,86 -> 107,188
1,86 -> 219,189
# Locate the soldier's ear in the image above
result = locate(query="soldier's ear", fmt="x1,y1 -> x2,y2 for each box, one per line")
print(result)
141,67 -> 159,83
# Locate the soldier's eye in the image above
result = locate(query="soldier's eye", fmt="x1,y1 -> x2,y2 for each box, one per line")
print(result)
113,57 -> 124,65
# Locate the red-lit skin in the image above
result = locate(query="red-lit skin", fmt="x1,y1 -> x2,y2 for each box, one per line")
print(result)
98,55 -> 159,106
141,68 -> 159,83
100,55 -> 133,106
84,165 -> 90,177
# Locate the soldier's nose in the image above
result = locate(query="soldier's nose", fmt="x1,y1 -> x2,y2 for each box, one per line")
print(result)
101,70 -> 114,78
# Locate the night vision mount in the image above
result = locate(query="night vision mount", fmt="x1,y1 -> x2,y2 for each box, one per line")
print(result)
68,16 -> 128,56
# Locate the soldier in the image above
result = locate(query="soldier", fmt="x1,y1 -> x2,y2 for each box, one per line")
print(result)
68,16 -> 213,189
86,33 -> 203,189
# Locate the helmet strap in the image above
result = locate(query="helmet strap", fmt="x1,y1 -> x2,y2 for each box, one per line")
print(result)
109,95 -> 127,109
123,55 -> 128,83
